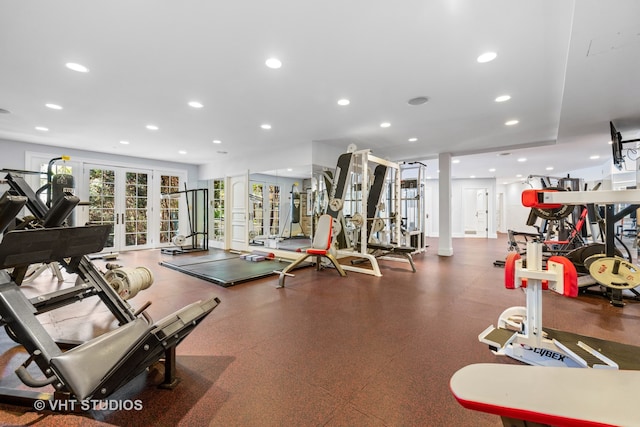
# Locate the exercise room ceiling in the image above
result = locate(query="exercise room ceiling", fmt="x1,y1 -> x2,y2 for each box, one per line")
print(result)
0,0 -> 638,181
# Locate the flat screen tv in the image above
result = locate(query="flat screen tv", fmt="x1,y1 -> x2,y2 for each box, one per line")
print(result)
610,121 -> 624,170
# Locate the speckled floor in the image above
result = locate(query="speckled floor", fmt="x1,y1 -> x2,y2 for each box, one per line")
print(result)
1,236 -> 639,426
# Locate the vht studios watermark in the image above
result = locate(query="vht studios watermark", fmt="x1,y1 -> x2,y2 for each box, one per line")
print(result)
33,399 -> 143,412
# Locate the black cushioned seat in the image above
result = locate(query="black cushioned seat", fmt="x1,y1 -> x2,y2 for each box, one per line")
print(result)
50,318 -> 150,400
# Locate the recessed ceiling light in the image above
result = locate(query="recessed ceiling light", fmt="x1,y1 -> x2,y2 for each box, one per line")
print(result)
408,96 -> 429,106
590,155 -> 600,160
470,175 -> 476,178
188,101 -> 203,108
0,108 -> 11,114
380,122 -> 391,128
337,99 -> 350,106
65,62 -> 89,73
120,140 -> 129,145
516,174 -> 523,178
427,176 -> 432,179
146,124 -> 159,130
505,120 -> 519,126
489,168 -> 496,172
495,95 -> 511,102
261,124 -> 272,130
287,168 -> 293,172
517,157 -> 527,162
179,150 -> 187,154
408,137 -> 418,142
265,58 -> 282,69
212,139 -> 222,144
452,159 -> 460,164
477,52 -> 497,63
45,103 -> 63,110
546,166 -> 554,171
608,140 -> 613,145
35,126 -> 49,131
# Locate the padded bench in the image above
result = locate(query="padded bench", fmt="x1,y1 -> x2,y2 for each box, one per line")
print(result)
50,296 -> 220,400
356,243 -> 417,272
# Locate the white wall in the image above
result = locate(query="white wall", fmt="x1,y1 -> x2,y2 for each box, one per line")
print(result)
0,139 -> 198,182
311,141 -> 347,169
424,178 -> 498,238
199,141 -> 312,180
496,181 -> 540,234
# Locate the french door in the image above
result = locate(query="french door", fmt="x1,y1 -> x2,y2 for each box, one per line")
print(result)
86,165 -> 153,252
229,173 -> 248,251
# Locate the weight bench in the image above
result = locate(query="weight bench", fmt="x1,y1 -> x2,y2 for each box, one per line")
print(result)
49,297 -> 219,400
0,225 -> 220,402
451,363 -> 639,427
276,214 -> 346,287
352,243 -> 416,272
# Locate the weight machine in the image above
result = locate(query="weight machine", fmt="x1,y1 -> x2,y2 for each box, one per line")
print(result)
324,149 -> 415,276
0,185 -> 220,405
450,126 -> 640,427
398,162 -> 428,253
36,155 -> 75,212
480,188 -> 640,374
526,188 -> 640,306
161,186 -> 209,255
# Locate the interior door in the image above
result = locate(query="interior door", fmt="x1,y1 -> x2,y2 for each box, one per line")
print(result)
87,165 -> 152,252
229,173 -> 248,251
424,186 -> 433,237
476,189 -> 488,237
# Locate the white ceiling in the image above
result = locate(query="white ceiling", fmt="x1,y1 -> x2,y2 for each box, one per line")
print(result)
0,0 -> 638,181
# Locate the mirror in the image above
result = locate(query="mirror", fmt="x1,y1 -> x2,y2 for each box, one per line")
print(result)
248,165 -> 313,252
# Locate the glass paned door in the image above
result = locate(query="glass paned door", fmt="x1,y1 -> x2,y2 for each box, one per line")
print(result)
89,168 -> 116,248
159,175 -> 181,245
124,171 -> 149,246
87,165 -> 152,252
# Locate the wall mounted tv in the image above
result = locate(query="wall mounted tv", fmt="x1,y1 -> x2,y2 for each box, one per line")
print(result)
610,121 -> 640,171
610,121 -> 624,170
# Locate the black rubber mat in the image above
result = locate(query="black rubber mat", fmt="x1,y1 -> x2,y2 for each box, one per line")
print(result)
160,256 -> 302,287
159,250 -> 237,267
545,327 -> 640,370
